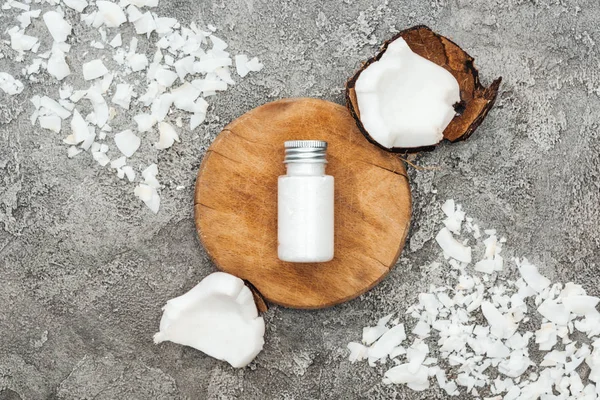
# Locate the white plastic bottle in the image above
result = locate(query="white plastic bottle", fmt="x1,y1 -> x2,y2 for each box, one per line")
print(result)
278,140 -> 334,263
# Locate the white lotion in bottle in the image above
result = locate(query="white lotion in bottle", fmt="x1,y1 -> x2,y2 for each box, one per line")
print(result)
278,140 -> 334,263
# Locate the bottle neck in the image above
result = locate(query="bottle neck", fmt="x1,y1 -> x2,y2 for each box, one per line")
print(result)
285,162 -> 326,176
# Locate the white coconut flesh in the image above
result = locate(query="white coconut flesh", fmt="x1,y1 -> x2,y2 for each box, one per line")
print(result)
354,37 -> 460,149
154,272 -> 265,368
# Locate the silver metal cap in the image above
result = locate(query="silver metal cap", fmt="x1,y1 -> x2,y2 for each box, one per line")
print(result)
284,140 -> 328,164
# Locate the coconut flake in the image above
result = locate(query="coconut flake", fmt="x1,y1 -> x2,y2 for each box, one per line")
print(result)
95,1 -> 127,27
114,130 -> 140,157
112,83 -> 133,109
43,11 -> 72,43
154,272 -> 265,368
39,115 -> 62,132
134,113 -> 157,132
92,150 -> 110,166
368,324 -> 406,361
155,121 -> 179,150
0,72 -> 24,95
63,0 -> 88,12
246,56 -> 263,72
82,59 -> 109,80
134,183 -> 159,212
234,54 -> 250,77
383,364 -> 430,391
109,33 -> 122,47
40,96 -> 71,119
47,47 -> 70,80
122,166 -> 135,182
347,342 -> 368,363
435,227 -> 472,263
517,258 -> 551,293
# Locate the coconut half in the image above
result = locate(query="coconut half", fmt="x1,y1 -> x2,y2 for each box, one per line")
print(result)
346,25 -> 502,152
154,272 -> 265,368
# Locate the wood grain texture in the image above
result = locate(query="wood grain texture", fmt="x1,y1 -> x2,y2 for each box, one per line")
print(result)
194,98 -> 411,309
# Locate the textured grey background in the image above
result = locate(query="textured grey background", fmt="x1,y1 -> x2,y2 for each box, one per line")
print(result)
1,0 -> 600,398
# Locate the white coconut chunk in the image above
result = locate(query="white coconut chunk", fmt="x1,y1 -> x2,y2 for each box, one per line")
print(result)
487,340 -> 511,358
362,317 -> 390,345
85,88 -> 109,127
95,1 -> 127,27
537,299 -> 570,326
347,342 -> 368,363
92,150 -> 110,166
128,53 -> 149,72
209,34 -> 227,50
171,82 -> 201,112
154,67 -> 178,87
109,33 -> 122,48
69,108 -> 88,143
562,295 -> 599,316
63,0 -> 88,12
560,282 -> 587,298
134,113 -> 157,132
134,183 -> 160,212
540,350 -> 567,367
114,129 -> 140,157
517,258 -> 551,293
155,17 -> 177,34
9,28 -> 38,52
122,166 -> 135,182
43,11 -> 72,43
435,227 -> 471,263
80,127 -> 96,151
140,164 -> 159,187
498,351 -> 531,378
0,72 -> 24,95
97,73 -> 113,94
112,83 -> 133,109
67,146 -> 82,158
190,112 -> 206,130
192,78 -> 228,94
110,156 -> 126,169
481,301 -> 518,339
17,9 -> 41,29
407,342 -> 429,372
82,59 -> 108,80
155,122 -> 179,150
39,115 -> 61,133
40,96 -> 71,119
151,93 -> 174,121
154,272 -> 264,367
368,324 -> 406,361
535,323 -> 558,351
133,11 -> 156,36
174,55 -> 195,80
215,66 -> 235,85
354,37 -> 459,149
475,259 -> 497,274
126,4 -> 143,22
412,320 -> 431,338
234,54 -> 250,77
246,56 -> 263,72
383,364 -> 430,391
47,47 -> 71,80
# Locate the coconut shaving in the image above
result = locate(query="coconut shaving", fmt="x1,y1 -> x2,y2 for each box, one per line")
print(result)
0,0 -> 263,214
348,199 -> 600,399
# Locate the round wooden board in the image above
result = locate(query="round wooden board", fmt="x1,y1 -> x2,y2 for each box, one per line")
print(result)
194,98 -> 411,309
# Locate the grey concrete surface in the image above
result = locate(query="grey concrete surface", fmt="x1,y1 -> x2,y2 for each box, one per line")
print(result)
1,0 -> 600,398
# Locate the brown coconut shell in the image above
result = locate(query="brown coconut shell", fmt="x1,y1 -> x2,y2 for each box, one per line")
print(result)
346,25 -> 502,153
